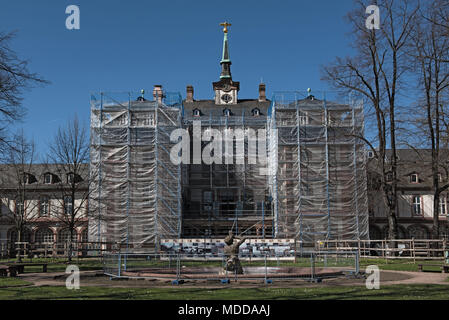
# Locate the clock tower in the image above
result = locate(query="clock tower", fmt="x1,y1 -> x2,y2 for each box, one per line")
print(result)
213,22 -> 240,105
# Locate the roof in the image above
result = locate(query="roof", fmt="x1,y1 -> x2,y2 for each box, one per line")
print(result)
367,149 -> 449,190
183,99 -> 271,122
0,163 -> 89,190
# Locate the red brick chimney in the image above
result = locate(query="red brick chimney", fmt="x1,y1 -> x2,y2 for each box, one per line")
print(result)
186,85 -> 194,103
258,83 -> 266,102
153,85 -> 164,103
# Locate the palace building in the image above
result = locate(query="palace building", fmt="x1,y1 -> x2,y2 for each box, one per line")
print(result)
87,22 -> 369,250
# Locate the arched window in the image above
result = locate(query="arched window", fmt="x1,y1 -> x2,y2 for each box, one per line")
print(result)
58,228 -> 78,243
407,225 -> 430,239
251,108 -> 260,117
35,228 -> 54,243
223,108 -> 232,116
193,108 -> 201,117
9,228 -> 31,243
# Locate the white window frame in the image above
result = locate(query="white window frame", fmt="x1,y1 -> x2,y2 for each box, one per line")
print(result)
43,173 -> 52,184
412,196 -> 422,215
410,173 -> 419,184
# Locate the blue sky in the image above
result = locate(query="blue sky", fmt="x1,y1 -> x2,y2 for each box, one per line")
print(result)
1,0 -> 357,155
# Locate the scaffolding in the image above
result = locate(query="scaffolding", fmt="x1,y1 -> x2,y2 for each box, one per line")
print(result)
181,103 -> 272,238
268,92 -> 369,242
88,91 -> 183,250
88,90 -> 369,247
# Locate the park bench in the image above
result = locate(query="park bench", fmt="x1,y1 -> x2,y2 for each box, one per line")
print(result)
0,265 -> 8,277
418,264 -> 449,273
7,263 -> 48,274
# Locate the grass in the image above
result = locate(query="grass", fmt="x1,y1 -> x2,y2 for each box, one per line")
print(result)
0,277 -> 32,288
0,284 -> 448,300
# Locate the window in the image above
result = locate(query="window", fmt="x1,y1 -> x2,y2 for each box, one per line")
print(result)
299,111 -> 309,125
410,173 -> 419,183
412,196 -> 422,215
58,228 -> 77,243
386,172 -> 393,182
367,151 -> 374,159
440,196 -> 447,215
35,228 -> 54,243
251,108 -> 260,117
43,173 -> 52,184
15,201 -> 24,215
67,173 -> 74,184
223,108 -> 232,116
40,196 -> 49,216
193,109 -> 201,117
22,174 -> 29,184
64,196 -> 73,215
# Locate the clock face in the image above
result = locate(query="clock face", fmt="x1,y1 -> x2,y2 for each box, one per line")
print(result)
221,93 -> 232,103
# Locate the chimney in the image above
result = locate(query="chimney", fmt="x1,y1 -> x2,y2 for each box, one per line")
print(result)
153,85 -> 164,103
186,85 -> 194,103
258,83 -> 266,102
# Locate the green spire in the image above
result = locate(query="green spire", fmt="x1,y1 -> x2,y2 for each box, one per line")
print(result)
219,22 -> 232,79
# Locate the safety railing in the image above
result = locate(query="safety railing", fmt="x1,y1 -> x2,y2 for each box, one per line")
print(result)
103,251 -> 359,284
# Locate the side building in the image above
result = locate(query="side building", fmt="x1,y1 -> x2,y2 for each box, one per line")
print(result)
0,164 -> 89,256
367,149 -> 449,239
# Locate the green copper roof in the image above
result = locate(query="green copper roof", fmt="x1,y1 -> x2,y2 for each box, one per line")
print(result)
221,32 -> 231,63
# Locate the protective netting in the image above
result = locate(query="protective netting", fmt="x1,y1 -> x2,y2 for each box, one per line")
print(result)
88,90 -> 369,248
268,92 -> 369,242
89,92 -> 183,250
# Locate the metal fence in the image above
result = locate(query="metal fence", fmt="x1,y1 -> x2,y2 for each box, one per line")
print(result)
103,251 -> 359,284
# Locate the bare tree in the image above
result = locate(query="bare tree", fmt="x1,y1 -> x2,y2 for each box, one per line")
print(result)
322,0 -> 419,242
0,31 -> 48,153
408,1 -> 449,239
46,115 -> 90,262
0,131 -> 39,261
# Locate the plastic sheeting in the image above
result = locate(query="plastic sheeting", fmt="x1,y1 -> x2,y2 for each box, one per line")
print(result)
88,90 -> 369,247
88,92 -> 183,249
268,92 -> 369,242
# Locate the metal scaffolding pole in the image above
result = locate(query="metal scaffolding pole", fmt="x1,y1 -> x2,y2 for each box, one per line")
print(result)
352,107 -> 360,239
323,96 -> 332,240
295,94 -> 303,246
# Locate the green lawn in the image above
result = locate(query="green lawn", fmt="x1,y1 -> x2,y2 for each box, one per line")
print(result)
0,257 -> 445,273
0,284 -> 448,300
0,277 -> 32,288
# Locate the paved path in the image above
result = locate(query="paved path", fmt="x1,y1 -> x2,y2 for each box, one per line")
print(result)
15,269 -> 449,289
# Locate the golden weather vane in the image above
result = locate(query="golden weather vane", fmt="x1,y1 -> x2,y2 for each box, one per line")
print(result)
220,21 -> 232,33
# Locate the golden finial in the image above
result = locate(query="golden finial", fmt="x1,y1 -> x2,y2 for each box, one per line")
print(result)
220,21 -> 232,33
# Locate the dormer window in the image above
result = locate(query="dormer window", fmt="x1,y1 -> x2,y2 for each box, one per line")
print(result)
251,108 -> 261,117
386,172 -> 393,182
44,173 -> 52,184
193,109 -> 202,117
22,173 -> 36,184
67,173 -> 82,184
410,173 -> 419,184
367,151 -> 374,159
223,108 -> 232,117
